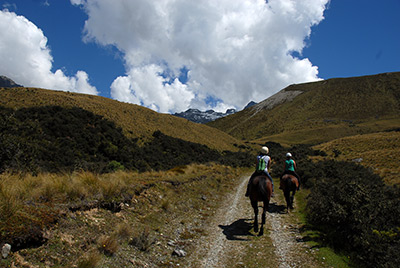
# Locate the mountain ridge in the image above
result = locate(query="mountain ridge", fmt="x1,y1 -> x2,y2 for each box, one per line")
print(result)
173,101 -> 257,124
208,72 -> 400,145
173,108 -> 236,123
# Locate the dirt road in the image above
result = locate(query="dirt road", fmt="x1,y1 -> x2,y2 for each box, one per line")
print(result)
186,175 -> 322,268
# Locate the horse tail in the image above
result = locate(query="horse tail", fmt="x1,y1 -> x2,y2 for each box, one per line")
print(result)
258,177 -> 269,200
286,176 -> 293,189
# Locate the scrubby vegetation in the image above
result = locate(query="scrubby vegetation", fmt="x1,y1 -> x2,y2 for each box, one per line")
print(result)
306,160 -> 400,268
246,139 -> 400,267
262,141 -> 400,268
0,164 -> 244,267
0,87 -> 242,152
0,105 -> 252,174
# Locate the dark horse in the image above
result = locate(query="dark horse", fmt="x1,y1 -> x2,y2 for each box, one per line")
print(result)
280,174 -> 299,211
248,174 -> 272,234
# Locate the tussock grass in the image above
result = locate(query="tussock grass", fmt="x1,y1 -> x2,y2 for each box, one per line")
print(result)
313,131 -> 400,185
114,222 -> 133,241
129,228 -> 155,252
0,164 -> 245,267
98,235 -> 119,256
77,251 -> 101,268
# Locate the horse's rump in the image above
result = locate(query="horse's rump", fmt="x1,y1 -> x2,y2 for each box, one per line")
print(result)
250,175 -> 272,202
280,174 -> 298,191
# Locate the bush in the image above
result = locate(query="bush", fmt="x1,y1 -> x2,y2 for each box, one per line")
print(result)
0,106 -> 253,174
307,161 -> 400,267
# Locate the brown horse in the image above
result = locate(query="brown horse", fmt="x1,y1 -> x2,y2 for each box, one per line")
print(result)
248,174 -> 272,234
280,174 -> 299,211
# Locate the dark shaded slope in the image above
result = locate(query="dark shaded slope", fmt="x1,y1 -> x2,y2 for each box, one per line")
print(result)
0,106 -> 252,173
0,87 -> 242,152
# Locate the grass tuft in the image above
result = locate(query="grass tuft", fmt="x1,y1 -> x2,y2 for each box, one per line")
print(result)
77,251 -> 101,268
98,235 -> 119,256
129,228 -> 155,252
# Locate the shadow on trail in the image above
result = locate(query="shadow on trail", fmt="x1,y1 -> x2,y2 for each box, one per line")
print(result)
268,202 -> 287,214
219,219 -> 254,241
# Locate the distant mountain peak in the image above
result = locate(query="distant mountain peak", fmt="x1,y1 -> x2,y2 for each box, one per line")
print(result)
173,108 -> 236,123
0,76 -> 23,88
243,101 -> 257,110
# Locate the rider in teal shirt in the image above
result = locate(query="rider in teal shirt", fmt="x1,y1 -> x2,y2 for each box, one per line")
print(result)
281,152 -> 301,190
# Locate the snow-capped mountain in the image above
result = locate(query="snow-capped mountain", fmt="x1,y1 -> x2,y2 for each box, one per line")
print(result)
173,101 -> 257,123
173,108 -> 236,124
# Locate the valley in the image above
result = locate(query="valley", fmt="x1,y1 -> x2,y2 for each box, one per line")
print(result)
1,72 -> 400,267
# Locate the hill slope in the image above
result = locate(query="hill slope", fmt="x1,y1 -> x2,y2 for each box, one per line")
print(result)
208,72 -> 400,145
0,87 -> 242,152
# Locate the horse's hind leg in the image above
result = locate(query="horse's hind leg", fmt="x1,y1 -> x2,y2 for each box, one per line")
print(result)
284,190 -> 291,212
259,200 -> 268,236
261,200 -> 268,225
290,190 -> 296,209
251,200 -> 259,233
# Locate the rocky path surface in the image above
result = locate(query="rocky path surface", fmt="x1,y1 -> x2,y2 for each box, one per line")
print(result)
186,175 -> 322,268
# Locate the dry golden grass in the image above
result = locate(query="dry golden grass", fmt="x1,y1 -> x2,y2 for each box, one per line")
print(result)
209,72 -> 400,145
98,235 -> 119,256
77,251 -> 101,268
0,163 -> 242,220
0,87 -> 242,151
0,164 -> 246,267
313,131 -> 400,185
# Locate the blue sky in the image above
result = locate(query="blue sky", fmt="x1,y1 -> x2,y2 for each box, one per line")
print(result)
302,0 -> 400,79
0,0 -> 399,113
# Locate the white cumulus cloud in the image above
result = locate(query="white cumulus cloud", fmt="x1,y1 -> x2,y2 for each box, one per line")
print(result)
0,9 -> 97,95
73,0 -> 329,113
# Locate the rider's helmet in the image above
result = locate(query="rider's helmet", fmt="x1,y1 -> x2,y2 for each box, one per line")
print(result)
286,152 -> 292,158
261,146 -> 269,154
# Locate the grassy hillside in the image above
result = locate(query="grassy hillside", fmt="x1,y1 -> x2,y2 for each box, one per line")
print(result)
0,104 -> 252,174
312,131 -> 400,185
208,72 -> 400,145
0,87 -> 242,152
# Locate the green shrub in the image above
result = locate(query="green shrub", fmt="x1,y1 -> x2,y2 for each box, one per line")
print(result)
307,161 -> 400,267
0,106 -> 252,174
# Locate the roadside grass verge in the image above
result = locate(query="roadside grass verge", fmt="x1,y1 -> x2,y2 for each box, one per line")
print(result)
0,164 -> 246,267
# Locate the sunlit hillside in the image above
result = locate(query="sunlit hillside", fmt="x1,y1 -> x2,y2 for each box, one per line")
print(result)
208,72 -> 400,145
312,131 -> 400,185
0,87 -> 242,152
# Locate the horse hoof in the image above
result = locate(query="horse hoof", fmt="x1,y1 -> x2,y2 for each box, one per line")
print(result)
258,228 -> 264,236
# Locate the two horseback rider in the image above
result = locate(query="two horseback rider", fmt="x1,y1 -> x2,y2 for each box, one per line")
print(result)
245,147 -> 301,197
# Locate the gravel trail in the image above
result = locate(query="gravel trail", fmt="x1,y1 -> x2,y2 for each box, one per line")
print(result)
186,175 -> 322,268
